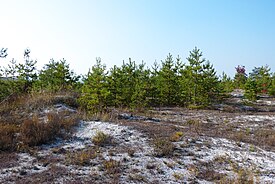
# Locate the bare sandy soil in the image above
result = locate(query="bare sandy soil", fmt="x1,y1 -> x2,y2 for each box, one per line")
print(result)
1,92 -> 275,183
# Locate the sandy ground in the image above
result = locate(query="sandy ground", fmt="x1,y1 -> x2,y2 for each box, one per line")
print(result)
1,92 -> 275,183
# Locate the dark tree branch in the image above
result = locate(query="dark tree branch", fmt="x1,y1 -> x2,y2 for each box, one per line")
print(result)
0,48 -> 8,58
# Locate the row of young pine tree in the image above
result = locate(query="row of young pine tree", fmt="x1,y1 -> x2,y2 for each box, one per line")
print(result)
1,47 -> 275,113
79,47 -> 220,113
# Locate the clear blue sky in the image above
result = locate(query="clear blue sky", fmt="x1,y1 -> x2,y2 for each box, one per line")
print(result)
1,0 -> 275,77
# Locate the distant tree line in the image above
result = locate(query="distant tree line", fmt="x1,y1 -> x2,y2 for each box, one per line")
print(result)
0,48 -> 80,101
1,47 -> 275,113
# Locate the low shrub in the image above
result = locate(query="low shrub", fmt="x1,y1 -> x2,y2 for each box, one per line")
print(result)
126,148 -> 135,157
186,119 -> 202,135
0,124 -> 19,151
188,104 -> 205,110
236,169 -> 255,184
129,173 -> 147,182
21,113 -> 79,147
153,138 -> 175,157
103,159 -> 121,175
217,168 -> 257,184
0,91 -> 79,151
67,149 -> 98,166
21,116 -> 52,146
255,129 -> 275,147
92,131 -> 113,146
173,172 -> 184,180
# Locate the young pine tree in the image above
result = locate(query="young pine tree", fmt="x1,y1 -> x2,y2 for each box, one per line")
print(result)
244,78 -> 258,101
157,53 -> 178,106
201,61 -> 220,104
182,47 -> 219,106
148,61 -> 160,106
220,72 -> 234,93
79,58 -> 110,114
120,58 -> 136,106
16,49 -> 38,92
249,65 -> 271,95
107,65 -> 121,107
184,47 -> 205,106
130,61 -> 150,109
37,59 -> 79,92
268,74 -> 275,96
0,49 -> 38,95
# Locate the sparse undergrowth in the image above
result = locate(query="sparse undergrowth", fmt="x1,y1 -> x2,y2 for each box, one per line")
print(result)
0,92 -> 80,152
1,90 -> 275,183
216,168 -> 256,184
20,112 -> 79,147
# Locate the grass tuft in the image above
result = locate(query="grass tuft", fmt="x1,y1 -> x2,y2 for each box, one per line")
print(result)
103,159 -> 121,175
92,131 -> 114,146
170,131 -> 184,142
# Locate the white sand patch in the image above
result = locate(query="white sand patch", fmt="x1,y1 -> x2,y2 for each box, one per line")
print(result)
0,153 -> 48,183
239,115 -> 275,122
2,118 -> 274,183
60,121 -> 193,183
187,137 -> 275,182
257,99 -> 275,106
